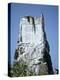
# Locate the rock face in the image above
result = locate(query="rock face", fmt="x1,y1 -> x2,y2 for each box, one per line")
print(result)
14,14 -> 53,75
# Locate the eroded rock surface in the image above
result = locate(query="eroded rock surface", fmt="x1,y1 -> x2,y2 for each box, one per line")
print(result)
14,15 -> 53,75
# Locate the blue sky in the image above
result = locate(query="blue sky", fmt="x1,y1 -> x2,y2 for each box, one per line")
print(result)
10,3 -> 58,69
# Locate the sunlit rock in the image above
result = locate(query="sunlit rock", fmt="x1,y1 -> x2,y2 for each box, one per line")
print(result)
14,14 -> 53,75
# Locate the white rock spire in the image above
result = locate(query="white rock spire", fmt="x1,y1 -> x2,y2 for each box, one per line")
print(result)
14,14 -> 53,75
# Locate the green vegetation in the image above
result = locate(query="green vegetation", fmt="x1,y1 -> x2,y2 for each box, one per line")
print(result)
10,62 -> 28,77
10,62 -> 35,77
10,62 -> 49,77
